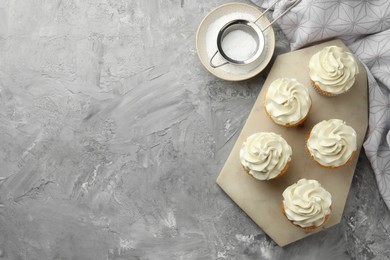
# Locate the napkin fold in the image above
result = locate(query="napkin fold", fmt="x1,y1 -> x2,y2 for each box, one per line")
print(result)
251,0 -> 390,210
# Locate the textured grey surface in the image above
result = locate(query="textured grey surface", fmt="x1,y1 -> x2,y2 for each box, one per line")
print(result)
0,0 -> 389,259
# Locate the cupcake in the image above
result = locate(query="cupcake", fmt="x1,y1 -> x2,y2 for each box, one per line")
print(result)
306,119 -> 357,169
240,132 -> 292,180
309,46 -> 359,96
282,178 -> 332,230
264,78 -> 312,127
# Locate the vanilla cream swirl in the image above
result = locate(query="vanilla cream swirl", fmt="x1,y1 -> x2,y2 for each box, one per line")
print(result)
309,46 -> 359,94
265,78 -> 311,125
240,132 -> 292,180
283,179 -> 332,228
307,119 -> 357,167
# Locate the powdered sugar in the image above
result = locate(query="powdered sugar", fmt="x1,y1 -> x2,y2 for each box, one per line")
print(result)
221,29 -> 258,62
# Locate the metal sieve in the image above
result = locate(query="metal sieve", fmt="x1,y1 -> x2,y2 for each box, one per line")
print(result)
210,0 -> 301,68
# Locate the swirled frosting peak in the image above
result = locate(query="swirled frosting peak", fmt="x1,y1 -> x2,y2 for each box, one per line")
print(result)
240,132 -> 292,180
283,179 -> 332,228
265,78 -> 311,126
309,46 -> 359,95
307,119 -> 357,167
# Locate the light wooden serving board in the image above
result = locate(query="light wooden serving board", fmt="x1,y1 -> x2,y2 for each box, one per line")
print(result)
216,39 -> 368,247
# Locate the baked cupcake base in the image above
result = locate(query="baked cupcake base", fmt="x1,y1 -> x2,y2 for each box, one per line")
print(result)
242,160 -> 291,180
311,80 -> 338,97
307,149 -> 356,169
264,105 -> 310,127
282,203 -> 331,230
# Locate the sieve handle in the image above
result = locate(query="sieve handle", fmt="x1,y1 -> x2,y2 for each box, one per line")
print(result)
254,0 -> 302,31
209,50 -> 229,68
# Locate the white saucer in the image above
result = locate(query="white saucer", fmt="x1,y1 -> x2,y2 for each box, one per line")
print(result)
196,3 -> 275,81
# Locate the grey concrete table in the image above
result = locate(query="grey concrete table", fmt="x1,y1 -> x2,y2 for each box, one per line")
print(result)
0,0 -> 389,259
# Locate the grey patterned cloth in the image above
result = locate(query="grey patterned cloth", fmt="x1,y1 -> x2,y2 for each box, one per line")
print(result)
251,0 -> 390,210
